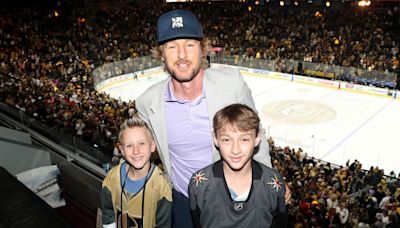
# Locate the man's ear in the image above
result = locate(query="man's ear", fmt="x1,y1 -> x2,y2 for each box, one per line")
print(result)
161,49 -> 166,62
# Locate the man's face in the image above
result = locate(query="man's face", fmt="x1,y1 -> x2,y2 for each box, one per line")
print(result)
162,39 -> 203,83
214,124 -> 261,172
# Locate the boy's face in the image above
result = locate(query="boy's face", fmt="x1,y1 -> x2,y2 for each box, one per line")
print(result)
119,127 -> 156,170
214,124 -> 261,172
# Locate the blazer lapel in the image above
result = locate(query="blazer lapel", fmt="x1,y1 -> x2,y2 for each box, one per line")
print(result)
146,80 -> 172,175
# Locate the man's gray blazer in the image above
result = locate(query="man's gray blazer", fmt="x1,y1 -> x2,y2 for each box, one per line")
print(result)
136,67 -> 272,177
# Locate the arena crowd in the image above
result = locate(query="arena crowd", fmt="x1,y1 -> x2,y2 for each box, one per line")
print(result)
1,2 -> 399,227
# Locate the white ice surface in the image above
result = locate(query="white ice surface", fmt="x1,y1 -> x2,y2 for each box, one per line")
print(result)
103,71 -> 400,175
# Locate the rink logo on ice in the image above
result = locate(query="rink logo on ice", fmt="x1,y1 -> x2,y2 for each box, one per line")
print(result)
262,100 -> 336,125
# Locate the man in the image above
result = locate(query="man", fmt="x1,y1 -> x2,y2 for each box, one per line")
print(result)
136,9 -> 272,227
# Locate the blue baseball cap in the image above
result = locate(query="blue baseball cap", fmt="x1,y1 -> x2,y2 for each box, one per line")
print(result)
156,10 -> 204,44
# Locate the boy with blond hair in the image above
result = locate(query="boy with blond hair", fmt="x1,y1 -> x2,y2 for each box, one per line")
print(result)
101,116 -> 172,228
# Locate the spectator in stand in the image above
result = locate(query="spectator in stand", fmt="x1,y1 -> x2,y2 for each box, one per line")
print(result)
1,4 -> 400,227
75,119 -> 86,137
337,200 -> 350,225
374,213 -> 385,228
379,190 -> 393,210
327,193 -> 339,211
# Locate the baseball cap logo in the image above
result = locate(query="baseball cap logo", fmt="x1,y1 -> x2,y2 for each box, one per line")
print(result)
157,10 -> 203,44
171,16 -> 184,28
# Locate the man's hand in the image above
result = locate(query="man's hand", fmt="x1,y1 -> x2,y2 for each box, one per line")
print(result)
284,183 -> 292,205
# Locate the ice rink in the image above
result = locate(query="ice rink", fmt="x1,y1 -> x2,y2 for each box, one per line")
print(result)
101,68 -> 400,175
245,74 -> 400,175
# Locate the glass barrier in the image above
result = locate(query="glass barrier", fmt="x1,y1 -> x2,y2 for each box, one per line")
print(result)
211,55 -> 397,89
92,55 -> 397,89
92,56 -> 163,87
0,103 -> 112,168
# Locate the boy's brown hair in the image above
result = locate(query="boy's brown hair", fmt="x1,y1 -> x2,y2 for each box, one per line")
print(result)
213,103 -> 260,137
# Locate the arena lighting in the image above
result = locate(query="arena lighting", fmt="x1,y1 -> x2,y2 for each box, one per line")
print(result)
334,38 -> 340,45
248,5 -> 252,11
294,0 -> 299,6
78,17 -> 86,23
325,0 -> 331,7
314,11 -> 322,18
53,10 -> 59,17
279,0 -> 285,6
255,0 -> 260,5
358,0 -> 371,6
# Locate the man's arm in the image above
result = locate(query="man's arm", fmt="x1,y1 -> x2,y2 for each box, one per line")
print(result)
237,73 -> 272,168
135,96 -> 149,124
236,71 -> 294,202
188,176 -> 202,228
